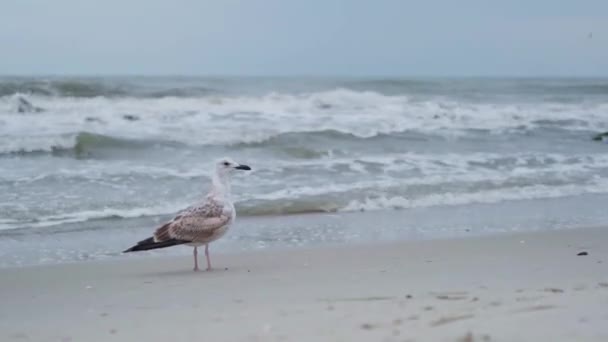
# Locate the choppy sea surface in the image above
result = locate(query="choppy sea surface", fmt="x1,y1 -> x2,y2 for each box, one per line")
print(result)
1,76 -> 607,267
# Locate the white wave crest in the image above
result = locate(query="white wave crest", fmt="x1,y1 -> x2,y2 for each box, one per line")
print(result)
1,89 -> 607,153
0,203 -> 191,231
343,178 -> 608,212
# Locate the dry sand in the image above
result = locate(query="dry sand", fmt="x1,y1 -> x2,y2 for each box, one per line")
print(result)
1,226 -> 607,342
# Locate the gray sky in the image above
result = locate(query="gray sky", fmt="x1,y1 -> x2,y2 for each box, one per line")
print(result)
1,0 -> 607,76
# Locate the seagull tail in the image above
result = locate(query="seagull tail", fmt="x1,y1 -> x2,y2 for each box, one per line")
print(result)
123,237 -> 188,253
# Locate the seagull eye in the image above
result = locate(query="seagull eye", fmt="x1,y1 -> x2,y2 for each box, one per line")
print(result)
223,162 -> 230,166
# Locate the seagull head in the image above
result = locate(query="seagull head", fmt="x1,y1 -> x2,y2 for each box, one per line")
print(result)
215,157 -> 251,177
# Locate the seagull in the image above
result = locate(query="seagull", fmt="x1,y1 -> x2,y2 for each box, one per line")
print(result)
123,157 -> 251,271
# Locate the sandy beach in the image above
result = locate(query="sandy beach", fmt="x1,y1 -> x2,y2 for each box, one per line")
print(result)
1,225 -> 607,342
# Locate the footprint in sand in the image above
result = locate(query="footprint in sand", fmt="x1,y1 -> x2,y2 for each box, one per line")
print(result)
458,332 -> 492,342
515,295 -> 544,302
430,314 -> 475,327
323,296 -> 396,302
430,291 -> 469,301
512,305 -> 557,314
486,301 -> 502,307
436,294 -> 468,300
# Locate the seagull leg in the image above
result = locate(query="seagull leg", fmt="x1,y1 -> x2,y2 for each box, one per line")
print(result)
193,246 -> 199,271
205,244 -> 212,271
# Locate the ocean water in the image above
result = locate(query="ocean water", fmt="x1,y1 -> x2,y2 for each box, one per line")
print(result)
1,76 -> 608,267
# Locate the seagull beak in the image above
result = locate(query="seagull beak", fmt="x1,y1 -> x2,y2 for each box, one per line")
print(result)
235,164 -> 251,170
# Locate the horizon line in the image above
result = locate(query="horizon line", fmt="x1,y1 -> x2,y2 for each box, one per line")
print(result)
1,73 -> 608,79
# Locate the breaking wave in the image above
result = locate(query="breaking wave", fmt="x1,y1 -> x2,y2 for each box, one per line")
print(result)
1,88 -> 607,156
0,78 -> 218,98
4,176 -> 608,232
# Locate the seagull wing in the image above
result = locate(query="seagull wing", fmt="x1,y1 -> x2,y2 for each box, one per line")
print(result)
153,198 -> 232,242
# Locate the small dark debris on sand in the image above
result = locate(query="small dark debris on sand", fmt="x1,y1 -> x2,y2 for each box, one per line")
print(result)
122,114 -> 140,121
577,251 -> 588,256
360,323 -> 375,330
405,294 -> 413,299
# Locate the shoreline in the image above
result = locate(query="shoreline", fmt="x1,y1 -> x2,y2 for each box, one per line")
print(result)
4,194 -> 608,269
2,225 -> 607,341
0,222 -> 602,271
